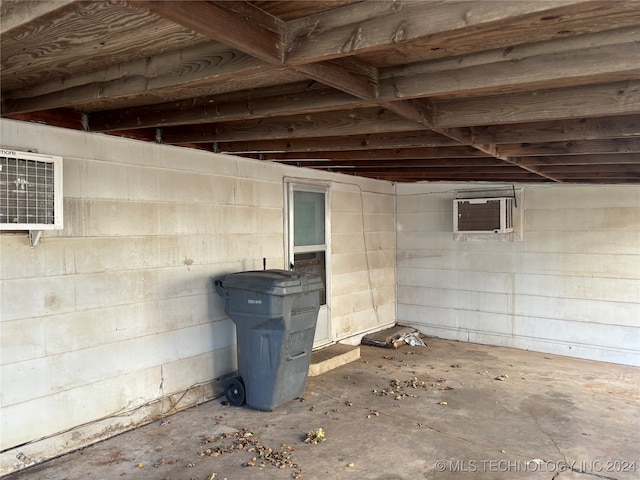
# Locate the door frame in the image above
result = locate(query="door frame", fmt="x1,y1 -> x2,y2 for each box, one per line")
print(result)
284,180 -> 332,348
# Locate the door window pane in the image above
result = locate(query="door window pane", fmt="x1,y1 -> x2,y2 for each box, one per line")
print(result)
294,251 -> 326,305
293,191 -> 325,246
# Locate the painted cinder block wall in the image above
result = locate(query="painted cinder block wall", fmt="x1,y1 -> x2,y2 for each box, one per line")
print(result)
396,183 -> 640,366
0,119 -> 396,475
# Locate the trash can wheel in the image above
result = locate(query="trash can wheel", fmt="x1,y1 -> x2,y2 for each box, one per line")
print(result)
225,376 -> 245,406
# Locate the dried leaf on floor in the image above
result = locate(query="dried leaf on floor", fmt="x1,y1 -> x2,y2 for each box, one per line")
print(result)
304,428 -> 326,444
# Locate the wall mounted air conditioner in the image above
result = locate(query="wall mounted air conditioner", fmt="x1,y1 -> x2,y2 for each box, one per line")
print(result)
0,149 -> 63,235
453,197 -> 514,233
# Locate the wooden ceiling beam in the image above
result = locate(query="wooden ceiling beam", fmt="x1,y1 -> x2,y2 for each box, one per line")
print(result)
213,131 -> 460,153
536,164 -> 640,174
550,178 -> 639,183
516,153 -> 640,166
498,138 -> 640,157
418,124 -> 561,182
4,54 -> 376,122
434,80 -> 640,128
325,170 -> 548,181
276,158 -> 505,168
368,3 -> 640,67
362,178 -> 546,183
2,42 -> 274,115
130,1 -> 284,64
4,109 -> 85,130
293,58 -> 378,100
0,0 -> 84,37
361,95 -> 557,182
2,1 -> 211,92
380,26 -> 639,82
132,0 -> 378,103
284,0 -> 592,64
359,176 -> 548,183
471,115 -> 640,144
261,146 -> 489,161
310,166 -> 539,174
133,0 -> 378,99
380,40 -> 640,101
160,107 -> 420,144
4,68 -> 306,116
88,84 -> 366,132
252,1 -> 361,21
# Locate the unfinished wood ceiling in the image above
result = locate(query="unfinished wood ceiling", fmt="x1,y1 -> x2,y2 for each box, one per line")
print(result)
2,0 -> 640,183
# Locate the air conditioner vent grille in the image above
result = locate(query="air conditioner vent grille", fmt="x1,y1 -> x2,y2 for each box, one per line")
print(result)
0,150 -> 63,230
453,197 -> 514,234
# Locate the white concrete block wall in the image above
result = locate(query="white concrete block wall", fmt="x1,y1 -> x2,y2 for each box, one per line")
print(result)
0,119 -> 396,474
396,183 -> 640,366
330,187 -> 397,340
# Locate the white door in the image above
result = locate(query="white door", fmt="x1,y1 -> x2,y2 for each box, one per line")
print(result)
286,183 -> 331,348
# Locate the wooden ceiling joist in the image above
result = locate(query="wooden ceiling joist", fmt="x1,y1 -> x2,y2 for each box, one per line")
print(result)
130,1 -> 284,64
277,158 -> 505,168
2,43 -> 275,115
89,85 -> 367,132
381,37 -> 640,101
517,153 -> 640,166
498,138 -> 640,157
2,1 -> 640,184
340,171 -> 549,181
213,131 -> 460,154
433,80 -> 640,128
283,0 -> 621,64
261,146 -> 489,161
160,107 -> 421,144
0,0 -> 81,36
470,115 -> 640,144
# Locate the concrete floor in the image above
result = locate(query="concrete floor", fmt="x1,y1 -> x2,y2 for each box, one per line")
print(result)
5,338 -> 639,480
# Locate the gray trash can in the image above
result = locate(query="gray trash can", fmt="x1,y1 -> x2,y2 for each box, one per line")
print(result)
215,269 -> 323,411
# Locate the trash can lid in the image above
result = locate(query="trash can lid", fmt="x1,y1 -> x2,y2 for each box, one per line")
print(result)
221,269 -> 323,295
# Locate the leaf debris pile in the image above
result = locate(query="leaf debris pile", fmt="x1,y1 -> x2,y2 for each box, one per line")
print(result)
199,428 -> 302,478
304,427 -> 326,444
373,376 -> 452,400
246,443 -> 298,470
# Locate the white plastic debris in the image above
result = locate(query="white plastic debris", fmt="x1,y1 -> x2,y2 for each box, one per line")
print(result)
401,333 -> 426,347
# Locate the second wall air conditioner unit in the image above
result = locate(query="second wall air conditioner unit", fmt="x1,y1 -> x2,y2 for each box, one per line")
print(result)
453,197 -> 514,233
